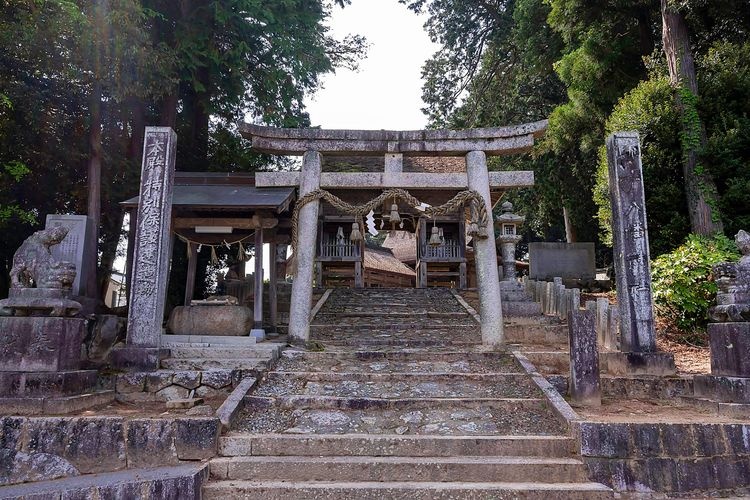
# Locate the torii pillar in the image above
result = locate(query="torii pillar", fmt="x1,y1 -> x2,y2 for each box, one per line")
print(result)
467,151 -> 504,346
288,151 -> 321,344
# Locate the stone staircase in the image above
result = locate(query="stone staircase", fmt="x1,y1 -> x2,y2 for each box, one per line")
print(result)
203,288 -> 613,499
160,335 -> 283,372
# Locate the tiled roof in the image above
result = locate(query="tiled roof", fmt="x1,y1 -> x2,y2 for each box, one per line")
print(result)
382,231 -> 418,263
364,247 -> 416,277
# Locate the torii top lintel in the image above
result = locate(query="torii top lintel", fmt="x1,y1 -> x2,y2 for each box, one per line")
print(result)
239,120 -> 548,157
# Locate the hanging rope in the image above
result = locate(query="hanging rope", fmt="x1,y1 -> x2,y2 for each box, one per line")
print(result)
290,188 -> 489,253
175,232 -> 256,264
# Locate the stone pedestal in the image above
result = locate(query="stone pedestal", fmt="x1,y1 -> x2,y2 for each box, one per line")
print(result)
0,288 -> 81,318
0,317 -> 112,414
497,235 -> 522,281
708,322 -> 750,377
691,323 -> 750,404
568,310 -> 601,407
0,317 -> 85,372
603,352 -> 676,376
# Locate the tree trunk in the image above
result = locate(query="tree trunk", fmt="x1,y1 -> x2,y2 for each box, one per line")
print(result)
86,79 -> 103,300
562,204 -> 577,243
661,0 -> 723,235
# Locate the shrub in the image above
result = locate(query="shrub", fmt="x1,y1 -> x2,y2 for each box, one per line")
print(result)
651,234 -> 740,335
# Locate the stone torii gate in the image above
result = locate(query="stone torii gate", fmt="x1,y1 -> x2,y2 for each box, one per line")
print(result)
240,120 -> 547,347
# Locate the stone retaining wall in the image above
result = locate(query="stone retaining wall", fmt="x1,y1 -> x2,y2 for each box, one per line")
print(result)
115,369 -> 238,402
0,415 -> 219,486
576,421 -> 750,495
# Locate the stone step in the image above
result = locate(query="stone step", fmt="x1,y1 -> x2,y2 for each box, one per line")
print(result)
202,480 -> 613,499
161,334 -> 257,345
167,346 -> 283,360
161,358 -> 271,371
315,310 -> 469,318
504,324 -> 568,344
315,339 -> 482,348
310,322 -> 478,330
281,350 -> 518,363
236,398 -> 563,436
0,463 -> 207,499
209,455 -> 588,483
275,351 -> 523,374
219,433 -> 576,457
258,372 -> 540,399
246,395 -> 548,411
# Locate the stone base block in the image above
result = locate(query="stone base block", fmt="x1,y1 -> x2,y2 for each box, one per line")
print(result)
111,347 -> 168,372
250,328 -> 266,341
0,317 -> 84,372
167,305 -> 253,337
694,375 -> 750,403
502,302 -> 543,317
602,352 -> 676,376
0,390 -> 115,415
0,370 -> 97,397
709,322 -> 750,377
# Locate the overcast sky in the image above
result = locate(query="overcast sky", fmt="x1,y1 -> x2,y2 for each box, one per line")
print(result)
305,0 -> 439,130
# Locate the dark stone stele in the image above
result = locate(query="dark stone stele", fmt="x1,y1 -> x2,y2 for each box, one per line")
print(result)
567,309 -> 601,407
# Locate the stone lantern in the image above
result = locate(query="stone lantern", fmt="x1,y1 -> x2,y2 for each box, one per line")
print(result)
495,201 -> 525,281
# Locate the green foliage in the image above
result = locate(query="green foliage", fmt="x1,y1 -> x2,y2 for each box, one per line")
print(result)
596,76 -> 689,256
651,234 -> 740,333
698,41 -> 750,237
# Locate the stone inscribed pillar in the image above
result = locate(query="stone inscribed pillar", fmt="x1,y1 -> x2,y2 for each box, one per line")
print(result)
466,151 -> 504,346
117,127 -> 176,370
607,132 -> 656,353
568,309 -> 601,407
289,151 -> 322,344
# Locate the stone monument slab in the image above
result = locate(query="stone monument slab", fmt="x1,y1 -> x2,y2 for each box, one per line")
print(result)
119,127 -> 177,371
44,214 -> 94,297
606,132 -> 656,353
528,242 -> 595,281
567,309 -> 601,407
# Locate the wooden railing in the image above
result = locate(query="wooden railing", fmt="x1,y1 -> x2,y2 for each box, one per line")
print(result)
319,236 -> 359,259
421,240 -> 462,259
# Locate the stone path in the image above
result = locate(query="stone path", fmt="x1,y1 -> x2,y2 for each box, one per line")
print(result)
204,288 -> 613,499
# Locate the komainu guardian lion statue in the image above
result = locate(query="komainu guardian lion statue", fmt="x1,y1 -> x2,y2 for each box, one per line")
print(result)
1,225 -> 80,316
10,226 -> 76,290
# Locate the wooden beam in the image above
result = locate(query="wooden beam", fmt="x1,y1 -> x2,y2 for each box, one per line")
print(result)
173,217 -> 278,230
184,242 -> 198,306
253,229 -> 264,330
268,231 -> 278,333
